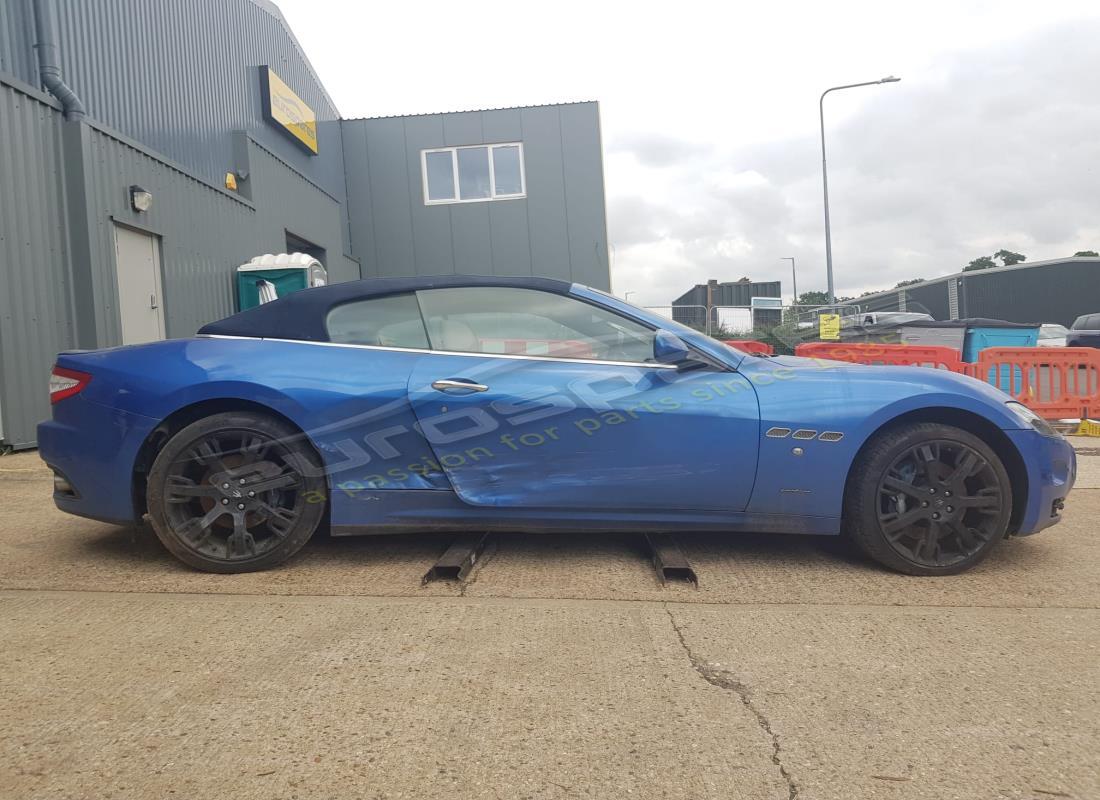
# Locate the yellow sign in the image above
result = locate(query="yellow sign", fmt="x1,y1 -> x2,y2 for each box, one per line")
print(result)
1076,418 -> 1100,437
260,66 -> 318,154
819,314 -> 841,341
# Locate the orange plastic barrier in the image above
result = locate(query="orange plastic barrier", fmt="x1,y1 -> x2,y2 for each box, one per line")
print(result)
793,342 -> 1100,419
723,340 -> 774,355
794,342 -> 967,371
970,347 -> 1100,419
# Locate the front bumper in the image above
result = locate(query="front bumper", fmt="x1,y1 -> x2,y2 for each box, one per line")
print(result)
37,396 -> 159,525
1006,428 -> 1076,536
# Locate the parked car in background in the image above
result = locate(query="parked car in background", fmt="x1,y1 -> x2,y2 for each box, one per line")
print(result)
855,312 -> 934,328
1066,314 -> 1100,349
1037,324 -> 1069,347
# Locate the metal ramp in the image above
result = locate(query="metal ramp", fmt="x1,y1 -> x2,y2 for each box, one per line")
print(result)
421,531 -> 698,588
644,533 -> 698,587
422,534 -> 489,584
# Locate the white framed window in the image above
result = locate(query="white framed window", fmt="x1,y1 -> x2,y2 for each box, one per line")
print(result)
421,143 -> 526,205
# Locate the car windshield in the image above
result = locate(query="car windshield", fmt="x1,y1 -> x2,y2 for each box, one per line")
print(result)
1072,313 -> 1100,330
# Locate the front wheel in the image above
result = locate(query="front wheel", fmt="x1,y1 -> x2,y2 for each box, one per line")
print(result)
845,422 -> 1012,576
146,412 -> 327,573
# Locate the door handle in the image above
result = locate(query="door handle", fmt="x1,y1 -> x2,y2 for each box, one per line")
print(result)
150,293 -> 158,310
431,379 -> 489,393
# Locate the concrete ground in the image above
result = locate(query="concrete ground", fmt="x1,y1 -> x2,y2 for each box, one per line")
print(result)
0,448 -> 1097,799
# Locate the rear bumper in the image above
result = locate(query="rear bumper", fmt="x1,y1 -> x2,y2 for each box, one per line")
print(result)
1007,429 -> 1076,536
37,397 -> 159,525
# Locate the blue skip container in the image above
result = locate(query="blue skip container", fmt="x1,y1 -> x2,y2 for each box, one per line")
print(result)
962,319 -> 1040,362
957,319 -> 1040,394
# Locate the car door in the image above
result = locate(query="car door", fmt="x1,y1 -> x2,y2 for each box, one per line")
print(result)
405,286 -> 761,512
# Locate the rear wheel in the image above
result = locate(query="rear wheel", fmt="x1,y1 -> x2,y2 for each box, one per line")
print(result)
845,423 -> 1012,575
146,412 -> 326,573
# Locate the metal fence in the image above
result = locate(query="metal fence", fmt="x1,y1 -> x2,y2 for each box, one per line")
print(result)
648,304 -> 865,339
645,301 -> 951,353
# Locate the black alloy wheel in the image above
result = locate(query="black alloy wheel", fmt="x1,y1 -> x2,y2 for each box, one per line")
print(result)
846,423 -> 1012,575
146,412 -> 326,573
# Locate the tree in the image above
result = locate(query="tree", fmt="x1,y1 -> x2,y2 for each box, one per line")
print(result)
1074,250 -> 1099,257
963,256 -> 996,272
795,290 -> 830,307
963,250 -> 1028,272
895,278 -> 925,287
993,249 -> 1026,266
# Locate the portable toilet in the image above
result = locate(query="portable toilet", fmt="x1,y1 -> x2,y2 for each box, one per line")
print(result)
236,253 -> 327,311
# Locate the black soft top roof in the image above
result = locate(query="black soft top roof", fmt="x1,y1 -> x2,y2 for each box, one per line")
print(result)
197,274 -> 574,341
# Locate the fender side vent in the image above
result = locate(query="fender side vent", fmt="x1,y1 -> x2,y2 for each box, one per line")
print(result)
818,431 -> 844,442
765,427 -> 792,438
792,429 -> 818,440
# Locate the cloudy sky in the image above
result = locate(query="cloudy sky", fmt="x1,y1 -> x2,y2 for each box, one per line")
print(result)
278,0 -> 1100,306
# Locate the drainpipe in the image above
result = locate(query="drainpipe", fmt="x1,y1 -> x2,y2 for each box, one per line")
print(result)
32,0 -> 85,119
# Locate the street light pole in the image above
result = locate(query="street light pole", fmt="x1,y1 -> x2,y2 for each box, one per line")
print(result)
781,257 -> 798,306
820,75 -> 900,305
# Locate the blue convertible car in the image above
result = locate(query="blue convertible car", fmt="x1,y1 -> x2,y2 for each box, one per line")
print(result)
39,276 -> 1074,575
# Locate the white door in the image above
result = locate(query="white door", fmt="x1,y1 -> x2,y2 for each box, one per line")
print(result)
113,224 -> 166,344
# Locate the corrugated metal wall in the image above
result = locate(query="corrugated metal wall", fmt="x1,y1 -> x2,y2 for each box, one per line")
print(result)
895,281 -> 949,320
0,0 -> 38,84
838,260 -> 1100,323
0,82 -> 75,447
79,124 -> 259,342
342,102 -> 611,290
77,125 -> 359,344
51,0 -> 348,205
672,281 -> 782,307
246,139 -> 359,284
963,262 -> 1099,326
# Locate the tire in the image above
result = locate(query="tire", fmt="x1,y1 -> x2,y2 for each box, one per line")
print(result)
147,412 -> 327,573
844,422 -> 1012,576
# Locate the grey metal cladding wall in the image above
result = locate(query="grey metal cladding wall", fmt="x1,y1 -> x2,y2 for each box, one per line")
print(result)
559,103 -> 610,286
246,138 -> 360,283
80,124 -> 258,342
858,291 -> 901,313
0,0 -> 37,83
963,262 -> 1100,326
52,0 -> 347,201
0,83 -> 74,447
904,281 -> 949,320
716,282 -> 781,305
342,102 -> 611,290
673,282 -> 781,306
78,124 -> 359,343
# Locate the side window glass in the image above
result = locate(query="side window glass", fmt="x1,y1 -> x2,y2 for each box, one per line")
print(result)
416,287 -> 656,363
326,293 -> 430,349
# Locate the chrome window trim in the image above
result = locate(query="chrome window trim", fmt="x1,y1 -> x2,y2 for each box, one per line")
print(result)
197,334 -> 679,370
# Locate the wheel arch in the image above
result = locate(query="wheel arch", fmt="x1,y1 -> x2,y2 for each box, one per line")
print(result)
844,407 -> 1028,533
131,397 -> 329,519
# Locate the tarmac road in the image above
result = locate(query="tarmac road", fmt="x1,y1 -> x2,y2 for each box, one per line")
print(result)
0,448 -> 1097,800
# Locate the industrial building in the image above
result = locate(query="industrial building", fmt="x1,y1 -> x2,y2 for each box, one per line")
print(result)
842,256 -> 1100,324
671,278 -> 783,331
0,0 -> 610,449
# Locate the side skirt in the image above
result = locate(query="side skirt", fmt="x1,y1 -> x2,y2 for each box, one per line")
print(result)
328,489 -> 841,537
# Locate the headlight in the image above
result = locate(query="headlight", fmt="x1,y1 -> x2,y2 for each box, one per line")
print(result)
1005,401 -> 1060,437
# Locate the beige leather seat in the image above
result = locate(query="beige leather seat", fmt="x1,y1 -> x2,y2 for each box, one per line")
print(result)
436,319 -> 480,352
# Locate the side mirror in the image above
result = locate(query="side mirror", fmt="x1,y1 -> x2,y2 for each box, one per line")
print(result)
653,329 -> 692,365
